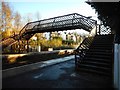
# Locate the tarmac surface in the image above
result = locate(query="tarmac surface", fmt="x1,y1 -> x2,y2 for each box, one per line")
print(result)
3,57 -> 113,88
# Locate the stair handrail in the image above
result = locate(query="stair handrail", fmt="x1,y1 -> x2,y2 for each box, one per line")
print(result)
1,33 -> 19,41
75,25 -> 97,65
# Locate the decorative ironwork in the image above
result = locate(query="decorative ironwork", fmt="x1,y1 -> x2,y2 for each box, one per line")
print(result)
1,13 -> 97,53
97,24 -> 111,35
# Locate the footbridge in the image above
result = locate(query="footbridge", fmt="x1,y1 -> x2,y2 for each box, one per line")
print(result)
1,13 -> 97,52
19,13 -> 97,40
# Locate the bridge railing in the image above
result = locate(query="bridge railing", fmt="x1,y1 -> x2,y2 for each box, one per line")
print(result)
19,13 -> 97,40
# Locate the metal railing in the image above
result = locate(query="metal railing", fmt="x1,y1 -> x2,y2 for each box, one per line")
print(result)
97,24 -> 112,35
1,13 -> 97,53
19,13 -> 97,40
75,26 -> 97,66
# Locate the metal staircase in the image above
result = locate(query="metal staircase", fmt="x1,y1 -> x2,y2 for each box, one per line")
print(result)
0,34 -> 19,50
75,34 -> 114,76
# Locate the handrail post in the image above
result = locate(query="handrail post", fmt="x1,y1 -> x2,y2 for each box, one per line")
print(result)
18,39 -> 20,53
72,13 -> 75,26
27,40 -> 29,53
98,24 -> 101,35
95,21 -> 97,35
52,18 -> 56,27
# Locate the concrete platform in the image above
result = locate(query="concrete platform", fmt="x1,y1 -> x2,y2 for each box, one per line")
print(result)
3,58 -> 113,88
3,55 -> 75,78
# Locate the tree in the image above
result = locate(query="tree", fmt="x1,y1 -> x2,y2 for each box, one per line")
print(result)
35,11 -> 41,20
1,2 -> 14,38
23,13 -> 33,24
2,2 -> 13,31
0,4 -> 2,40
13,11 -> 22,34
34,12 -> 44,45
73,32 -> 78,43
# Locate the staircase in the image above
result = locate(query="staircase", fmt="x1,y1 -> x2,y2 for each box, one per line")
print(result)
0,38 -> 16,49
0,34 -> 19,50
75,34 -> 114,76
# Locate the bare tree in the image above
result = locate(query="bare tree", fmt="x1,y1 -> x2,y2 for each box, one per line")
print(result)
35,11 -> 41,20
13,11 -> 22,34
34,12 -> 43,44
0,3 -> 2,37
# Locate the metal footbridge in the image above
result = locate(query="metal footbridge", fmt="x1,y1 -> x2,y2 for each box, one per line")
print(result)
19,13 -> 97,40
1,13 -> 97,51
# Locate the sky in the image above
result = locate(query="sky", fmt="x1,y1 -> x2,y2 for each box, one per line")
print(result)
9,0 -> 98,21
8,0 -> 99,39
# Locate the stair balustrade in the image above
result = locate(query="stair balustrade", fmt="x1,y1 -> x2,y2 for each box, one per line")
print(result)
75,27 -> 96,66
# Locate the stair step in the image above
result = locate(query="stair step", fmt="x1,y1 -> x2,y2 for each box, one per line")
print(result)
88,49 -> 112,52
92,44 -> 113,47
93,39 -> 113,42
80,61 -> 112,68
91,43 -> 112,46
90,44 -> 113,48
77,63 -> 111,72
90,46 -> 112,49
93,37 -> 113,40
83,58 -> 112,63
75,34 -> 114,76
76,66 -> 112,76
86,51 -> 112,55
94,35 -> 114,39
85,54 -> 112,59
89,47 -> 112,50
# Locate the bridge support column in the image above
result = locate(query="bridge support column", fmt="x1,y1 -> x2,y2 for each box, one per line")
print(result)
27,40 -> 29,53
18,40 -> 20,53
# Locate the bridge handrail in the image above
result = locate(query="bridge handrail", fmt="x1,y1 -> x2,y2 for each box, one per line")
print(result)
19,13 -> 97,39
24,17 -> 96,33
26,18 -> 94,28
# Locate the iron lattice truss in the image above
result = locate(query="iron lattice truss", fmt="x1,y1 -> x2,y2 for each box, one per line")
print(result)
99,24 -> 111,35
19,13 -> 97,40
